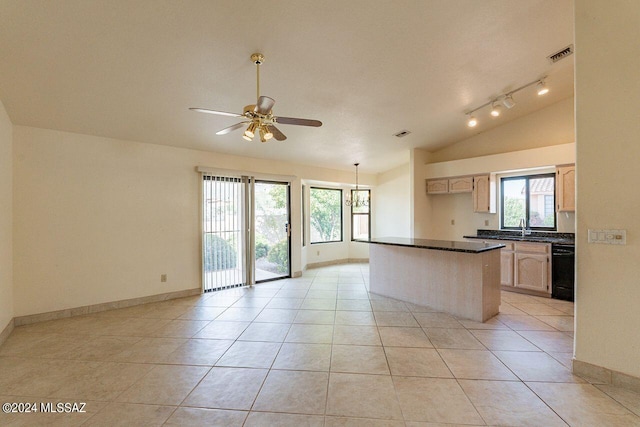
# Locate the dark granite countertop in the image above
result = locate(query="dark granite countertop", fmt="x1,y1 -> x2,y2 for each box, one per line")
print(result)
357,237 -> 505,253
464,230 -> 575,245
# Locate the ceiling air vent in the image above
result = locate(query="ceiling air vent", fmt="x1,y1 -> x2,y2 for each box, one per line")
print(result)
393,130 -> 411,138
547,44 -> 574,64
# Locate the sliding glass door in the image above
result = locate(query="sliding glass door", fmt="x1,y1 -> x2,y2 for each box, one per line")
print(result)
254,181 -> 291,282
201,175 -> 291,291
202,176 -> 245,292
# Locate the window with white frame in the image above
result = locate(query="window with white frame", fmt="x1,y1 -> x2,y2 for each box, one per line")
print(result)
310,187 -> 343,243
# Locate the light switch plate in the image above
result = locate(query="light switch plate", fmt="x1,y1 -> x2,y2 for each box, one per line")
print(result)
588,229 -> 627,245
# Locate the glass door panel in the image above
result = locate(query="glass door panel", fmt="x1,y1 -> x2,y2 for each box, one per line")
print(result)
202,176 -> 244,292
254,181 -> 291,282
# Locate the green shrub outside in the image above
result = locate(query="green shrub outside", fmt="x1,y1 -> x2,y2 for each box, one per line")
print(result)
256,241 -> 270,259
267,240 -> 289,273
203,234 -> 237,271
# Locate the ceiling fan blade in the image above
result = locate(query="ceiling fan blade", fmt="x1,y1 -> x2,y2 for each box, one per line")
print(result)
189,107 -> 243,117
269,125 -> 287,141
216,121 -> 248,135
275,116 -> 322,127
255,96 -> 275,115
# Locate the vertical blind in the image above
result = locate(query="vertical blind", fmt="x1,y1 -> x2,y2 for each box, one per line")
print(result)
201,174 -> 255,292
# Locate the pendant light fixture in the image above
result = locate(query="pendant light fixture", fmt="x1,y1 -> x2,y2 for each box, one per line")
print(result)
345,163 -> 370,207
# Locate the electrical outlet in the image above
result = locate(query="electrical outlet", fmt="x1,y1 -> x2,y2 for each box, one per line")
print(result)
160,274 -> 167,282
484,220 -> 490,226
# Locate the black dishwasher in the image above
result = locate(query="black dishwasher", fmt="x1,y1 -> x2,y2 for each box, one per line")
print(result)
552,244 -> 575,301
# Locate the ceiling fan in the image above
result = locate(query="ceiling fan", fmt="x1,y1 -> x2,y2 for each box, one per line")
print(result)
190,53 -> 322,142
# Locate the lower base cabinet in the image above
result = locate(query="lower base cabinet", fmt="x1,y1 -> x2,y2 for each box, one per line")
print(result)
495,240 -> 551,295
515,252 -> 549,292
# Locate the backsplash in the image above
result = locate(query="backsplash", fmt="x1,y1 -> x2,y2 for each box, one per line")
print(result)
476,229 -> 575,240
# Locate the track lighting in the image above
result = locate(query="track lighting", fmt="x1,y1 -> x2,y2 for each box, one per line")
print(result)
536,80 -> 549,96
502,94 -> 516,109
490,103 -> 502,117
464,76 -> 549,127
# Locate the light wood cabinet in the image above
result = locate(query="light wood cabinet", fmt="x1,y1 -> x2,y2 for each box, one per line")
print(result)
486,240 -> 550,294
426,173 -> 495,213
473,175 -> 495,213
514,242 -> 550,293
557,165 -> 575,212
426,179 -> 449,194
427,176 -> 473,194
500,250 -> 514,287
448,177 -> 473,193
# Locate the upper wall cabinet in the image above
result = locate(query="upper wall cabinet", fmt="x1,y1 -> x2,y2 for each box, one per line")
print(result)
426,176 -> 473,194
449,176 -> 473,193
427,174 -> 496,213
473,174 -> 496,213
426,179 -> 449,194
556,164 -> 575,212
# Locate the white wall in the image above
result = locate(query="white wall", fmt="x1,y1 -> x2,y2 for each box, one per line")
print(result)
13,126 -> 374,316
574,0 -> 640,378
0,100 -> 13,329
374,163 -> 411,238
411,148 -> 432,238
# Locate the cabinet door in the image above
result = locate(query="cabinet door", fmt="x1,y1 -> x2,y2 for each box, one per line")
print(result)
448,177 -> 473,193
473,175 -> 490,212
515,253 -> 549,292
427,179 -> 449,194
557,165 -> 575,212
500,250 -> 514,287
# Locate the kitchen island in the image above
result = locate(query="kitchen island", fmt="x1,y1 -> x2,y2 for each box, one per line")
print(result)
363,237 -> 505,322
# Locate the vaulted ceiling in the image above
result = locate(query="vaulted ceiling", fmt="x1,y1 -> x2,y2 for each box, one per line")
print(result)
0,0 -> 574,173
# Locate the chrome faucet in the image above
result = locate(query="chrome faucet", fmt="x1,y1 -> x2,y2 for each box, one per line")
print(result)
519,218 -> 526,237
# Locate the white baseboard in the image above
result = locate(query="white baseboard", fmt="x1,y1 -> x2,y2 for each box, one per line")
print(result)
13,287 -> 201,327
0,318 -> 15,347
305,258 -> 369,270
573,359 -> 640,394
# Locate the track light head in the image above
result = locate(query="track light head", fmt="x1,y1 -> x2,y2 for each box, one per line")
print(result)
502,94 -> 516,109
490,102 -> 502,117
536,80 -> 549,96
467,115 -> 478,128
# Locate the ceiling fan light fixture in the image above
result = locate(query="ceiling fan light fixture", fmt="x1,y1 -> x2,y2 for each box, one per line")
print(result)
190,53 -> 321,143
260,126 -> 273,141
244,122 -> 258,138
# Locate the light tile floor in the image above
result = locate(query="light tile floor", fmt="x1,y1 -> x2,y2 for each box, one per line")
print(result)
1,263 -> 639,426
